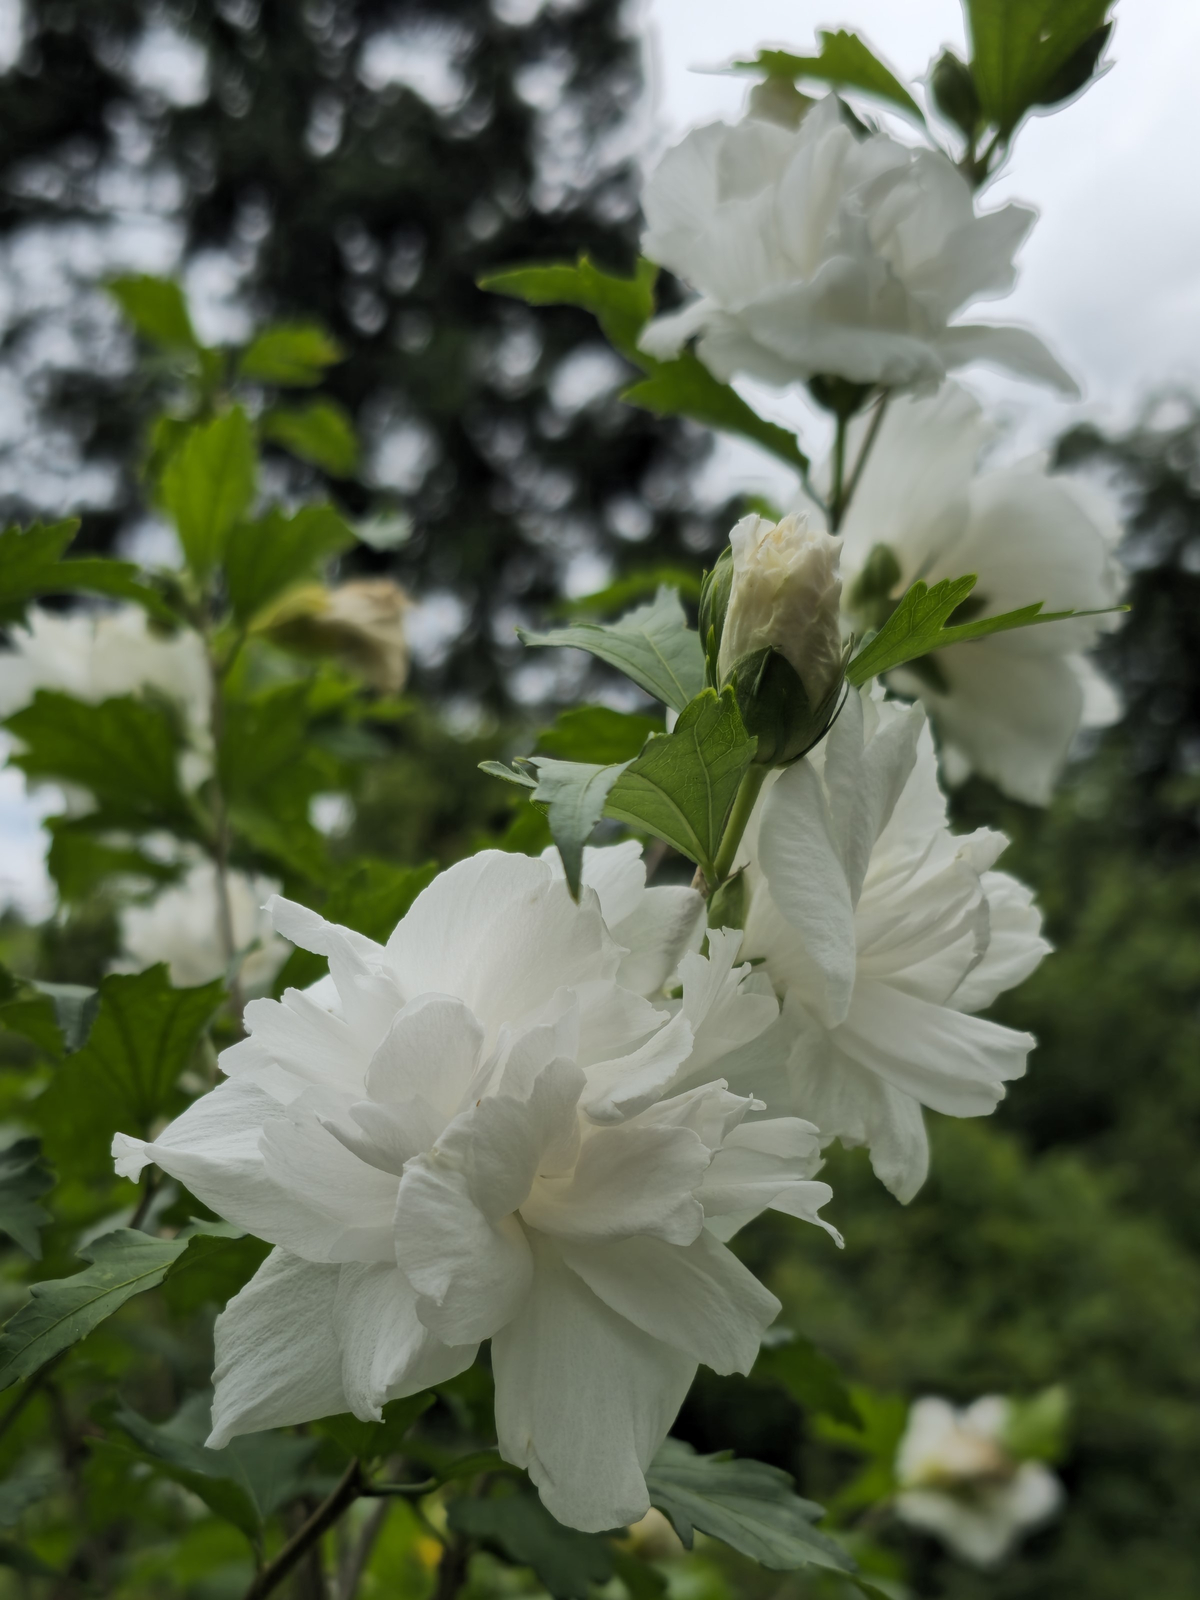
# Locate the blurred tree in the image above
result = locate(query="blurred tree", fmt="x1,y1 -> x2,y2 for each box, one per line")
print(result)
0,0 -> 726,707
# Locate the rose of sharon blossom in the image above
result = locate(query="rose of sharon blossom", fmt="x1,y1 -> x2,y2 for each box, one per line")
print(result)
833,385 -> 1124,803
639,97 -> 1075,394
895,1397 -> 1064,1565
718,513 -> 844,708
112,848 -> 837,1532
116,860 -> 289,992
732,690 -> 1049,1202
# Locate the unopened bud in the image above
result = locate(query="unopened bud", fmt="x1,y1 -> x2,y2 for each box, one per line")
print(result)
257,578 -> 411,693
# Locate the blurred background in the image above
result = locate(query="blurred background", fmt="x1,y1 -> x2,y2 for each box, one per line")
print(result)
0,2 -> 1198,1596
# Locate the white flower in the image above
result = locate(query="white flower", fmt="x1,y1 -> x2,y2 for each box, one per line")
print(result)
116,860 -> 289,992
734,690 -> 1049,1202
0,605 -> 211,786
639,97 -> 1075,394
895,1396 -> 1064,1565
112,847 -> 837,1533
718,513 -> 844,706
835,385 -> 1125,804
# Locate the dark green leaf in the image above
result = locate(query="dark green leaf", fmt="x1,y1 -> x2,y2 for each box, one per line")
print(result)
0,1541 -> 57,1578
262,400 -> 360,476
646,1440 -> 852,1573
813,1389 -> 908,1514
0,1473 -> 56,1528
225,504 -> 355,624
108,275 -> 198,351
755,1333 -> 862,1429
965,0 -> 1112,137
529,757 -> 633,897
313,1393 -> 434,1463
33,982 -> 99,1053
157,1227 -> 271,1316
606,688 -> 756,882
448,1490 -> 615,1600
0,1139 -> 54,1259
611,1548 -> 668,1600
519,587 -> 705,713
159,408 -> 257,580
0,519 -> 74,623
929,49 -> 981,137
623,353 -> 810,475
273,860 -> 438,992
735,32 -> 925,123
238,322 -> 344,386
480,255 -> 656,360
45,822 -> 180,905
535,705 -> 663,764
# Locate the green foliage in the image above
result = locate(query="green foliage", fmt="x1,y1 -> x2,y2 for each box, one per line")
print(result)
313,1393 -> 434,1463
528,758 -> 633,897
159,407 -> 257,581
519,587 -> 705,714
535,706 -> 663,764
448,1489 -> 616,1599
273,859 -> 438,992
623,354 -> 811,476
734,32 -> 925,123
755,1333 -> 862,1430
0,519 -> 169,625
262,399 -> 360,476
965,0 -> 1113,138
225,503 -> 355,625
480,255 -> 657,360
558,567 -> 703,615
646,1439 -> 852,1572
107,274 -> 198,352
0,1138 -> 54,1258
238,322 -> 344,387
1004,1384 -> 1070,1462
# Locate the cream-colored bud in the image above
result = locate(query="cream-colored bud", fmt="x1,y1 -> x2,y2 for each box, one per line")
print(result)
257,577 -> 411,692
717,512 -> 844,706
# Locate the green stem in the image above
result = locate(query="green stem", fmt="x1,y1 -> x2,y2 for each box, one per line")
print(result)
829,415 -> 849,532
839,392 -> 890,524
711,764 -> 769,889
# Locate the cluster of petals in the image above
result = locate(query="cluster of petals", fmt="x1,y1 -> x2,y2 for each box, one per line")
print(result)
639,97 -> 1075,395
113,844 -> 837,1532
733,690 -> 1050,1201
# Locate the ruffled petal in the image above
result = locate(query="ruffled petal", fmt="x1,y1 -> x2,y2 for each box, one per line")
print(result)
521,1123 -> 708,1247
333,1261 -> 476,1421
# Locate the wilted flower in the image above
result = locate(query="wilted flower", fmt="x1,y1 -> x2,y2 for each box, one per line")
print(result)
834,385 -> 1124,803
257,578 -> 411,693
895,1396 -> 1064,1565
640,97 -> 1075,396
112,846 -> 837,1532
115,859 -> 289,992
731,689 -> 1049,1201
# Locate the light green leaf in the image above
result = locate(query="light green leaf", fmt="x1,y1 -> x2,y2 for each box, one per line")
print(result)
528,757 -> 633,898
224,503 -> 355,624
535,705 -> 663,764
108,275 -> 198,351
558,566 -> 702,615
623,353 -> 810,474
813,1388 -> 908,1514
448,1490 -> 615,1600
0,971 -> 97,1059
755,1332 -> 862,1429
262,399 -> 360,476
1004,1385 -> 1069,1463
479,255 -> 656,360
735,32 -> 924,123
238,321 -> 344,387
159,408 -> 257,580
605,687 -> 756,883
519,587 -> 705,713
0,1139 -> 54,1259
646,1440 -> 853,1572
845,573 -> 1124,687
966,0 -> 1112,137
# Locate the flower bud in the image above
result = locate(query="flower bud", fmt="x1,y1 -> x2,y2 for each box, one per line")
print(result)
256,578 -> 411,692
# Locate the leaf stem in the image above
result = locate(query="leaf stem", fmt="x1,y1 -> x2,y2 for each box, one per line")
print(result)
242,1458 -> 362,1600
204,637 -> 245,1028
829,415 -> 849,532
839,393 -> 889,524
711,764 -> 768,889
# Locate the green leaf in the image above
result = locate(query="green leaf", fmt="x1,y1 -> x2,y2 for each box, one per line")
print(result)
519,587 -> 705,714
479,255 -> 656,360
238,321 -> 344,387
0,1541 -> 57,1578
965,0 -> 1112,137
623,353 -> 810,475
0,973 -> 97,1058
1004,1385 -> 1069,1463
313,1393 -> 434,1463
448,1490 -> 615,1600
45,822 -> 180,905
33,982 -> 100,1052
735,32 -> 924,124
0,1139 -> 54,1259
535,706 -> 663,764
605,688 -> 756,883
646,1440 -> 852,1573
225,503 -> 355,624
845,573 -> 1125,687
557,566 -> 703,615
0,519 -> 76,623
159,408 -> 257,580
528,758 -> 633,898
0,1473 -> 56,1529
0,1230 -> 186,1392
108,275 -> 198,351
35,966 -> 223,1176
262,400 -> 360,476
157,1227 -> 271,1317
610,1548 -> 668,1600
5,691 -> 193,832
755,1333 -> 862,1429
813,1388 -> 908,1514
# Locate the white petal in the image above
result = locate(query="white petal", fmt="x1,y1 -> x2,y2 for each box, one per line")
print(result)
266,896 -> 399,1041
521,1123 -> 708,1247
208,1248 -> 347,1447
675,928 -> 778,1085
257,1099 -> 400,1262
822,691 -> 926,906
612,887 -> 705,998
493,1234 -> 696,1533
333,1261 -> 476,1421
582,1009 -> 696,1123
364,993 -> 483,1119
937,322 -> 1079,396
952,870 -> 1050,1014
228,988 -> 372,1094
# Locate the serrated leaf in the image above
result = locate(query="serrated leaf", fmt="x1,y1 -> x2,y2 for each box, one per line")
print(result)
159,408 -> 257,581
535,705 -> 663,764
646,1440 -> 852,1573
480,255 -> 656,360
108,275 -> 198,351
735,32 -> 924,123
225,503 -> 355,624
313,1393 -> 434,1463
448,1491 -> 614,1600
966,0 -> 1112,137
0,1139 -> 54,1259
519,587 -> 705,714
845,573 -> 1124,687
272,860 -> 438,993
238,322 -> 344,386
262,400 -> 359,476
623,353 -> 810,474
528,758 -> 633,897
755,1333 -> 861,1429
605,688 -> 756,883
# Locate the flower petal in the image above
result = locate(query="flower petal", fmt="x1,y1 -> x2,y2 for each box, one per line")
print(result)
521,1123 -> 708,1247
333,1261 -> 476,1421
364,993 -> 484,1120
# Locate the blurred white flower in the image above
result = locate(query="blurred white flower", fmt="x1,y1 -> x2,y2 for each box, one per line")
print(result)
835,385 -> 1125,804
640,97 -> 1075,395
112,846 -> 836,1533
895,1396 -> 1064,1565
116,860 -> 289,993
733,689 -> 1049,1202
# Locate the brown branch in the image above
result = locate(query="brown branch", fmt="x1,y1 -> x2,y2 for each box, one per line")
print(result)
242,1458 -> 362,1600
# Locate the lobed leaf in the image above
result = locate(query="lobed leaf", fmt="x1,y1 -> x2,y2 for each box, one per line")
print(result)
225,503 -> 355,624
448,1491 -> 615,1600
0,521 -> 169,625
159,408 -> 257,581
528,757 -> 633,898
479,255 -> 656,360
535,705 -> 663,765
0,1139 -> 55,1259
735,31 -> 924,123
755,1332 -> 862,1429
